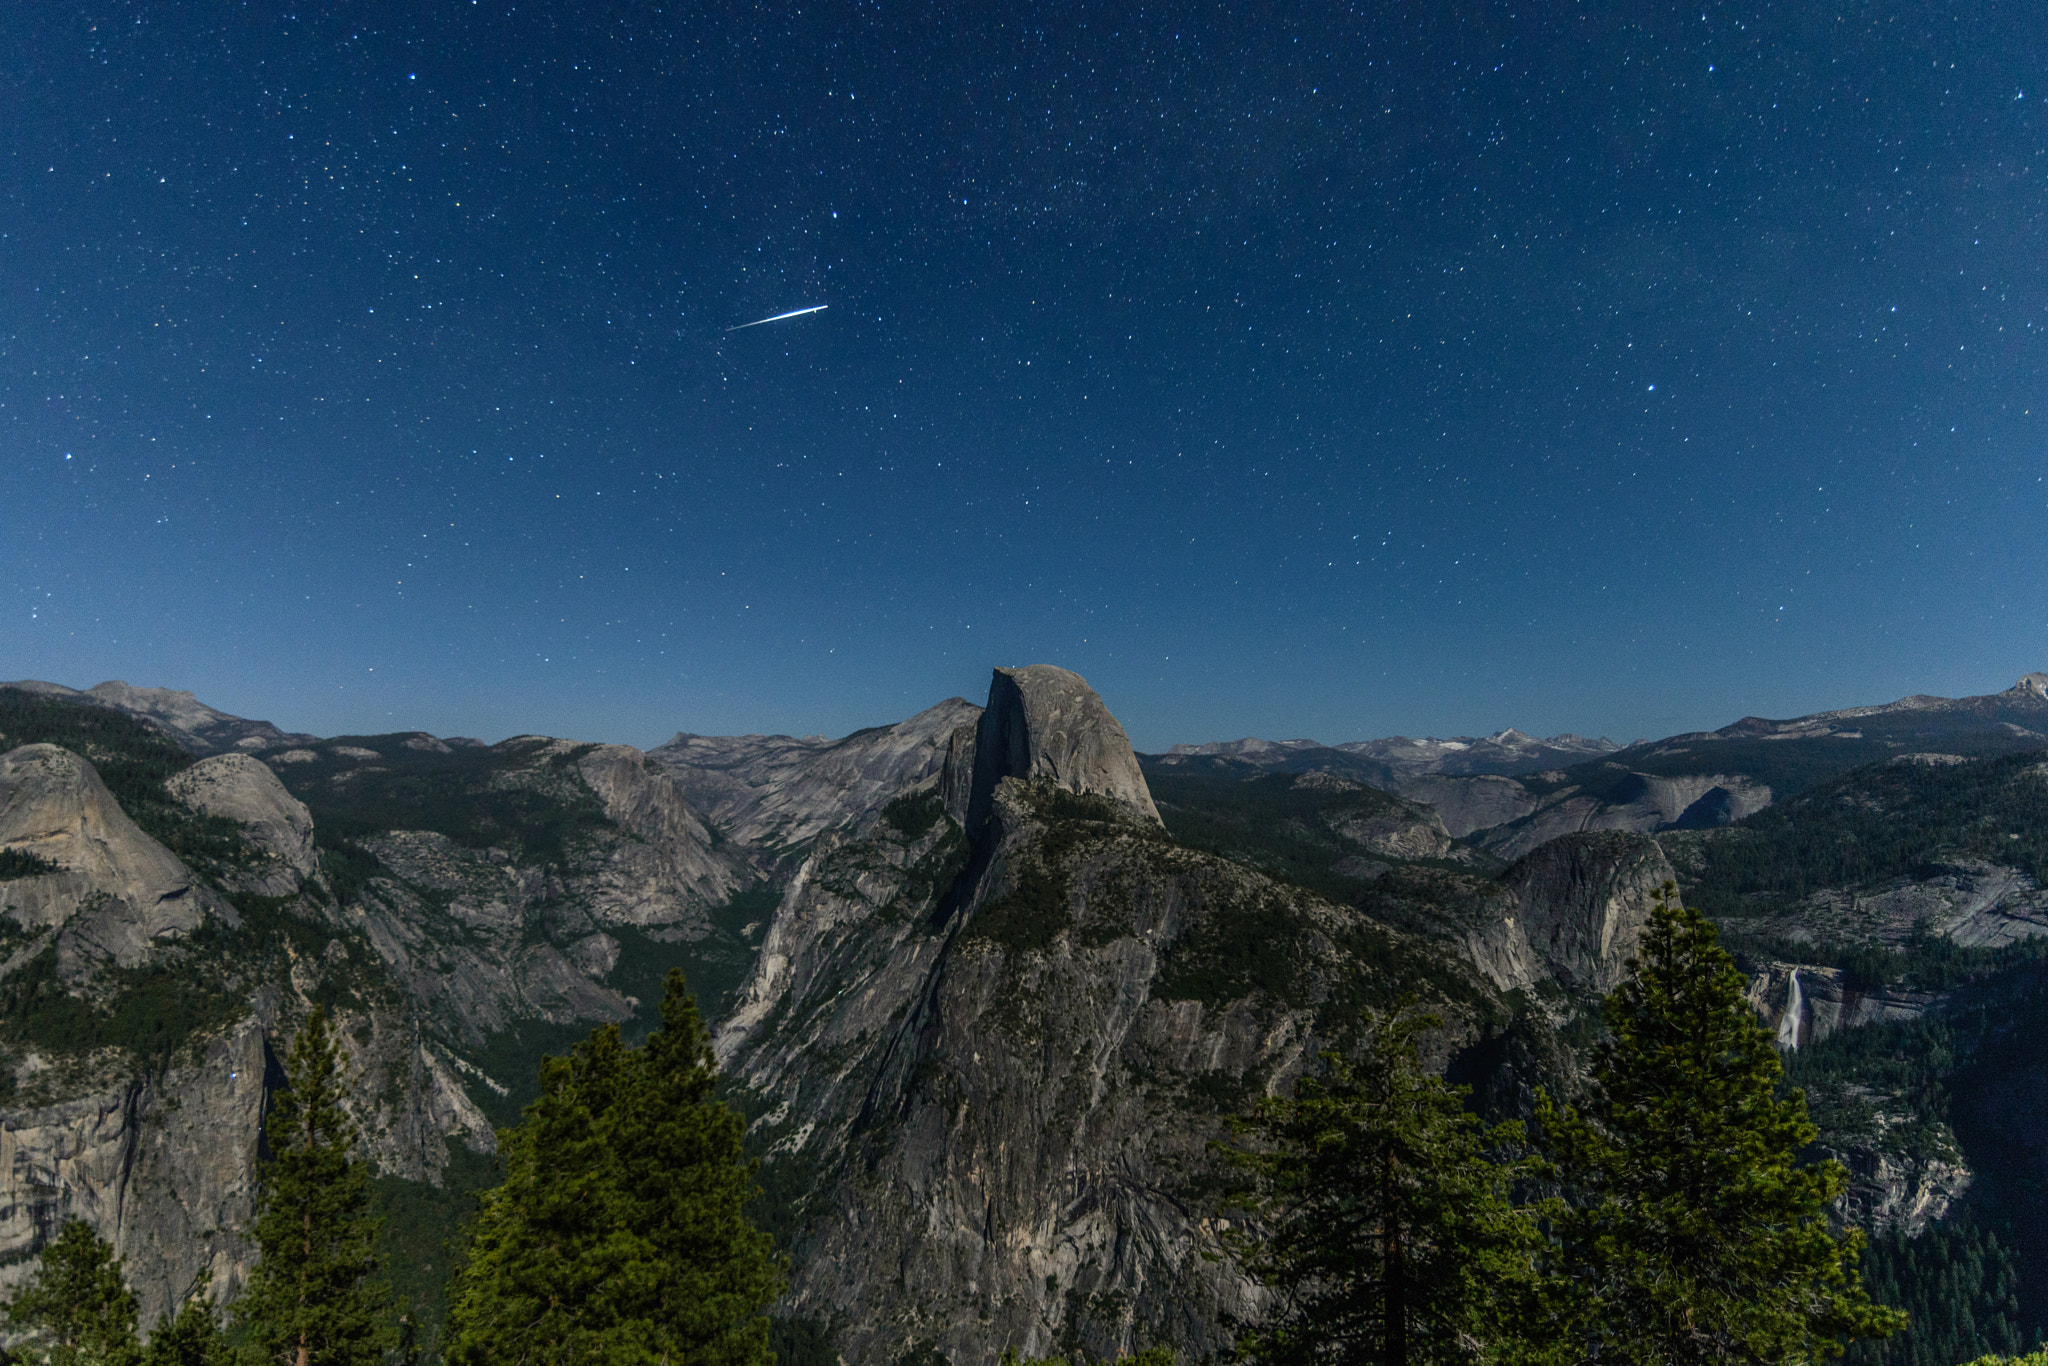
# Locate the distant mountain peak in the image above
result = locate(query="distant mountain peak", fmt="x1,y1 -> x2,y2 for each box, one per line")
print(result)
1164,737 -> 1320,757
2,679 -> 316,755
1156,729 -> 1620,780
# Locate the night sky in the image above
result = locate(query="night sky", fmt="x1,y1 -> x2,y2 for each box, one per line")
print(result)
5,2 -> 2044,751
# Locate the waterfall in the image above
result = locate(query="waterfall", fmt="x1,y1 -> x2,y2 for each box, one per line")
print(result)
1775,969 -> 1803,1050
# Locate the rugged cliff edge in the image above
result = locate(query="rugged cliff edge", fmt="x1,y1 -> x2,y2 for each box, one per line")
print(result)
716,666 -> 1536,1365
0,744 -> 223,978
965,665 -> 1162,833
0,698 -> 753,1331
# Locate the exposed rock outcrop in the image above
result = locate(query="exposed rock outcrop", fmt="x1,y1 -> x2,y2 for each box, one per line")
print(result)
0,1004 -> 499,1328
722,770 -> 1495,1366
573,745 -> 743,925
1325,787 -> 1459,864
1729,860 -> 2048,952
1459,832 -> 1674,994
1743,963 -> 1937,1051
0,745 -> 222,977
966,666 -> 1161,833
1836,1148 -> 1972,1237
652,699 -> 982,855
0,1021 -> 269,1326
347,829 -> 633,1047
165,754 -> 317,896
1478,773 -> 1772,861
1390,774 -> 1542,839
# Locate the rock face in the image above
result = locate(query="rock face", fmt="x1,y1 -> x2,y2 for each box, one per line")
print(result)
1389,774 -> 1542,839
652,700 -> 983,855
1479,832 -> 1674,994
0,1022 -> 270,1325
702,665 -> 1536,1366
0,720 -> 757,1332
1836,1147 -> 1972,1237
17,664 -> 2041,1364
165,754 -> 318,896
1743,963 -> 1936,1051
966,666 -> 1161,833
720,770 -> 1499,1366
0,744 -> 221,976
346,828 -> 635,1045
1477,772 -> 1772,861
1728,860 -> 2048,952
573,745 -> 742,924
1323,782 -> 1459,864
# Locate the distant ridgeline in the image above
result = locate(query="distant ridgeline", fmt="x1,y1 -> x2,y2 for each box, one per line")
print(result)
1,672 -> 2047,1363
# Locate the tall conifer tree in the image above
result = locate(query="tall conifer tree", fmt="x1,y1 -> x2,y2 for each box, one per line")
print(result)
235,1007 -> 391,1366
1222,1005 -> 1540,1366
444,969 -> 783,1366
143,1274 -> 229,1366
5,1218 -> 142,1366
614,972 -> 784,1366
1537,888 -> 1904,1365
444,1024 -> 641,1364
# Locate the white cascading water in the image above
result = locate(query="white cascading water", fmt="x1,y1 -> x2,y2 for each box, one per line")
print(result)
1775,969 -> 1803,1050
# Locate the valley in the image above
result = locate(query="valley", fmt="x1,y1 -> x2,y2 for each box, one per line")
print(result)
0,670 -> 2045,1363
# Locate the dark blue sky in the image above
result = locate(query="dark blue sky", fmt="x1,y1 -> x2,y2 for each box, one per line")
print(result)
4,1 -> 2044,751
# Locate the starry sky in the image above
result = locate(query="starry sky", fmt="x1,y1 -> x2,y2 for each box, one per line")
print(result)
4,1 -> 2044,752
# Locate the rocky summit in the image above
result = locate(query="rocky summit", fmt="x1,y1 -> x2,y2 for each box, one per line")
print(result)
1,668 -> 2047,1357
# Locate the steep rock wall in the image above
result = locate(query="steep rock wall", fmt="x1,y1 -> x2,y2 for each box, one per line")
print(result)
165,754 -> 317,896
0,745 -> 223,977
966,666 -> 1161,834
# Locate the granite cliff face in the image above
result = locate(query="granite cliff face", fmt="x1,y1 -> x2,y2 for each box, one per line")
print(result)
652,700 -> 983,856
0,744 -> 223,977
1743,963 -> 1936,1052
571,743 -> 742,926
1494,832 -> 1671,994
0,702 -> 751,1331
966,666 -> 1162,832
1716,859 -> 2048,952
0,1021 -> 270,1325
719,667 -> 1512,1365
164,754 -> 317,896
1472,770 -> 1773,861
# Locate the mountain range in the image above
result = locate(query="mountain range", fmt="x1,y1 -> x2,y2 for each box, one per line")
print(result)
2,668 -> 2046,1362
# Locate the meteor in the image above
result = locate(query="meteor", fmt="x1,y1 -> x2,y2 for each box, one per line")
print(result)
726,303 -> 829,331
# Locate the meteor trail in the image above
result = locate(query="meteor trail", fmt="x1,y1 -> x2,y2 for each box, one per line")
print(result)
726,303 -> 829,331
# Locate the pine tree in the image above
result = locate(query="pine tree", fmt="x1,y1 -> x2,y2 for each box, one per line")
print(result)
1221,1004 -> 1541,1366
444,969 -> 784,1366
5,1218 -> 142,1366
1537,888 -> 1905,1365
613,972 -> 785,1366
143,1274 -> 228,1366
234,1007 -> 392,1366
444,1024 -> 641,1365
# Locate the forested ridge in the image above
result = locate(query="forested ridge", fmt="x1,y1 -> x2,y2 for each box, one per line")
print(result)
1681,750 -> 2048,915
